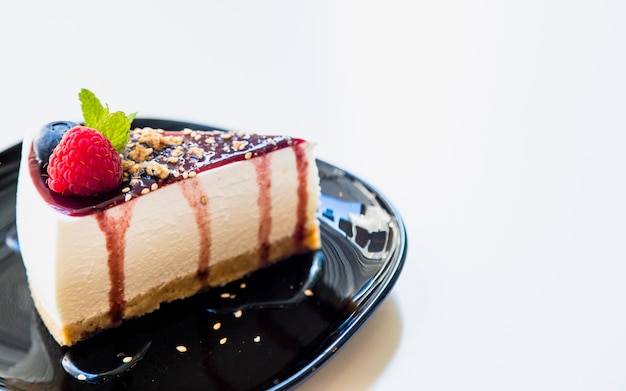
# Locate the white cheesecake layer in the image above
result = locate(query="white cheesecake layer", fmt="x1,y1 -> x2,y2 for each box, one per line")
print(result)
16,133 -> 320,345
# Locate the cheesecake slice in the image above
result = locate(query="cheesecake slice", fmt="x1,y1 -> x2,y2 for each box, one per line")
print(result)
16,125 -> 320,346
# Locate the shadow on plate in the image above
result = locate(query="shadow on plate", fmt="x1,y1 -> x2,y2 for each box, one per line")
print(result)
297,294 -> 403,390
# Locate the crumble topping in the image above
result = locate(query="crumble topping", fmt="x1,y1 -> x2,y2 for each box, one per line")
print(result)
144,161 -> 170,180
127,144 -> 153,163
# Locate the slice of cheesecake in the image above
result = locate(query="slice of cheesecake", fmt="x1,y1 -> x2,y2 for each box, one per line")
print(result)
16,125 -> 320,346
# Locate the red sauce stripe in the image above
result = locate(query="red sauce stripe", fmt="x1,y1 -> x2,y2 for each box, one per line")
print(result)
293,143 -> 309,250
95,201 -> 134,324
254,153 -> 273,265
180,179 -> 211,279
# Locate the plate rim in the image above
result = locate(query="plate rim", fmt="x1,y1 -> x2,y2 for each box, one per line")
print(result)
279,158 -> 408,390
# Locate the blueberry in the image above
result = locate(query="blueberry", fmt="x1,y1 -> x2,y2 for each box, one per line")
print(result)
34,121 -> 78,162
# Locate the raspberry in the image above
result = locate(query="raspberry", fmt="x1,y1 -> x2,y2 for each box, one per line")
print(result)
47,126 -> 123,196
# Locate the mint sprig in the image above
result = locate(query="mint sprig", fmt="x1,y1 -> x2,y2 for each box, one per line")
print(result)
79,88 -> 136,153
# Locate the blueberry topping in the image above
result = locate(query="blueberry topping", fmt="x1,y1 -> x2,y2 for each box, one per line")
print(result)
34,121 -> 78,162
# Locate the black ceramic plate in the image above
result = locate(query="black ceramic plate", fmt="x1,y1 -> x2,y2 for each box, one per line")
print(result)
0,119 -> 407,391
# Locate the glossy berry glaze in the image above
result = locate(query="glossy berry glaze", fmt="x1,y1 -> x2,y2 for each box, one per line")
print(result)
28,127 -> 306,217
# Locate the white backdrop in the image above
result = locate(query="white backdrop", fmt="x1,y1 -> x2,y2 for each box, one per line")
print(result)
2,1 -> 625,390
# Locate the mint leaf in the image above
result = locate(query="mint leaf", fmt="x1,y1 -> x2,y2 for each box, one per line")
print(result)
79,89 -> 106,127
97,111 -> 131,153
78,89 -> 136,153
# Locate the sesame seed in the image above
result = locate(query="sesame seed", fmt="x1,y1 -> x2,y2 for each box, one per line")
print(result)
77,374 -> 87,381
124,193 -> 132,202
189,146 -> 204,158
244,152 -> 252,160
233,140 -> 248,151
253,336 -> 261,343
304,289 -> 314,297
121,187 -> 131,193
220,292 -> 230,298
151,183 -> 158,191
176,345 -> 188,353
213,322 -> 222,330
200,195 -> 207,205
122,356 -> 132,363
234,310 -> 243,318
220,337 -> 227,345
141,188 -> 150,195
188,171 -> 197,178
221,132 -> 233,139
240,282 -> 247,289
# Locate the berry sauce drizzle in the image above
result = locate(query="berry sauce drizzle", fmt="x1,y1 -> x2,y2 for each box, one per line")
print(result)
253,153 -> 272,265
94,202 -> 134,324
293,142 -> 310,250
179,178 -> 211,279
